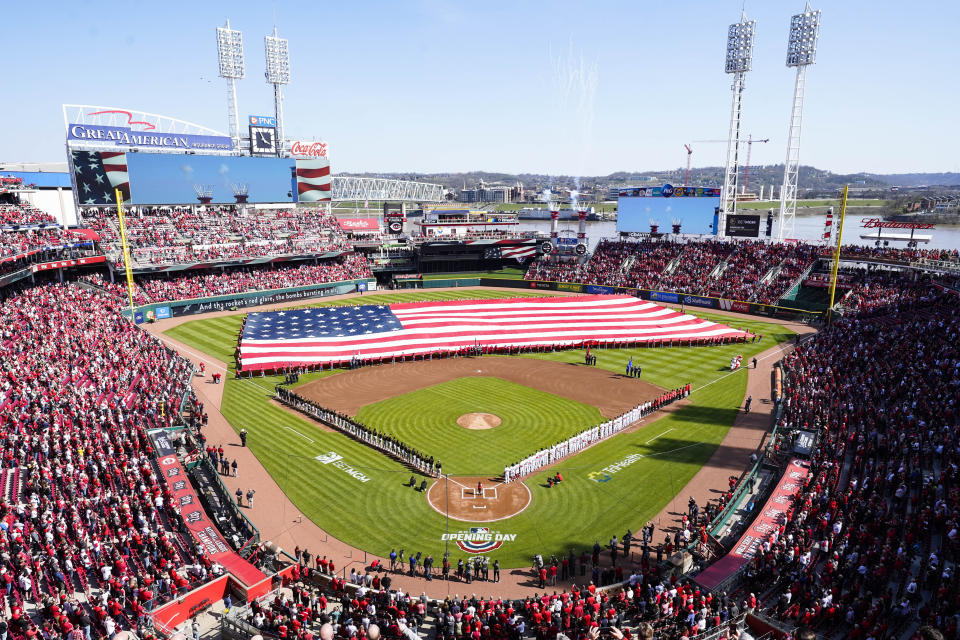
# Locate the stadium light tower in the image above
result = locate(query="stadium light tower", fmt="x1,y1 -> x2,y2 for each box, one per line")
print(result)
777,3 -> 822,240
216,19 -> 245,150
719,13 -> 756,237
264,26 -> 290,157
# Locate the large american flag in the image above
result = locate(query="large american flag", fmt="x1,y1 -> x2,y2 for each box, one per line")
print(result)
238,295 -> 750,371
71,151 -> 130,205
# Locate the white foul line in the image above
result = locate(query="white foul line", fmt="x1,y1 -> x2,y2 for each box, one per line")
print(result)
445,476 -> 469,490
646,427 -> 674,445
285,426 -> 315,443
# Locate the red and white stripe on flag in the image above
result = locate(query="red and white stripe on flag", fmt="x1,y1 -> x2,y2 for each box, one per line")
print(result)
100,152 -> 130,201
238,294 -> 752,370
296,158 -> 332,202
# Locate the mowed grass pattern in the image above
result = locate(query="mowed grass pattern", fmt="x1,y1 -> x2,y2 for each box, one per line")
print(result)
165,289 -> 795,567
354,377 -> 605,474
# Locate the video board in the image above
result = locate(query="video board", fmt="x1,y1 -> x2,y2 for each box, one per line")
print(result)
725,214 -> 761,238
617,185 -> 721,235
70,151 -> 329,205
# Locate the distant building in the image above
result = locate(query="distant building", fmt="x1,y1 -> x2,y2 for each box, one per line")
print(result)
456,179 -> 515,203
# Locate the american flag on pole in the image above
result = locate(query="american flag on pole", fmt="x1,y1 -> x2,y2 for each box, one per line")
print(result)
238,295 -> 750,371
295,158 -> 331,202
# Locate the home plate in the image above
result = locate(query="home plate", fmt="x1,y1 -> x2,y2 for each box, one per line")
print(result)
472,505 -> 488,510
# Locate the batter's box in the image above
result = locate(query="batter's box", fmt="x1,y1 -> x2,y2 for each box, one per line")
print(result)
461,488 -> 476,500
483,488 -> 498,499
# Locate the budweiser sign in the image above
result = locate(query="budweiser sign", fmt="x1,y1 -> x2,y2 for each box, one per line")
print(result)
290,141 -> 328,158
861,218 -> 934,230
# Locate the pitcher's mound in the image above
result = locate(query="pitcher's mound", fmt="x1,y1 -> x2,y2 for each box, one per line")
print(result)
457,413 -> 501,430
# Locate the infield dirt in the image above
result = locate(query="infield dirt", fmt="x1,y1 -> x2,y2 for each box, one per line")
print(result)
294,356 -> 664,418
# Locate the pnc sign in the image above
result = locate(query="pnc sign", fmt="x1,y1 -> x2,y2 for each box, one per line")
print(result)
291,140 -> 328,158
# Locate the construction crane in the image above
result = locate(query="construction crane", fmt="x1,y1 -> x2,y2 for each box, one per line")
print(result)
742,135 -> 770,194
692,137 -> 768,195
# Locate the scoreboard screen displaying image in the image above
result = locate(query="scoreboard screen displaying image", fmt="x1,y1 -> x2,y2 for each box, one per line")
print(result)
725,214 -> 761,238
617,185 -> 721,235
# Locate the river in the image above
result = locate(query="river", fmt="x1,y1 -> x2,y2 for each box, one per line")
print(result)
515,215 -> 960,252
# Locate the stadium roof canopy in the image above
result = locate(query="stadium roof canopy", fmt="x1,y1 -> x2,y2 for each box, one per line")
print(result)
0,170 -> 71,188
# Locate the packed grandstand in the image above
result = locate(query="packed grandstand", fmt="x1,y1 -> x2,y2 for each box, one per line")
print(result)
0,196 -> 959,640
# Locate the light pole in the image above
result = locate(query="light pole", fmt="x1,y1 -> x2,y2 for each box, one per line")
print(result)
719,14 -> 756,238
264,26 -> 291,156
777,4 -> 822,241
216,20 -> 245,151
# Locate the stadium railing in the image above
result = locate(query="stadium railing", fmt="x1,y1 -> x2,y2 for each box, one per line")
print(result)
706,362 -> 787,541
185,455 -> 262,556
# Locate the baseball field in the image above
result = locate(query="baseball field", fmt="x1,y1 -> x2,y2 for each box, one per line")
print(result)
165,288 -> 793,568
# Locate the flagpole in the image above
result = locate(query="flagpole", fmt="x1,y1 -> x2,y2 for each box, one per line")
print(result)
115,188 -> 137,321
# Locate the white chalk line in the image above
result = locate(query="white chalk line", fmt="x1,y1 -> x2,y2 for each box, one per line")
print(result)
692,339 -> 799,394
645,427 -> 674,445
285,426 -> 315,443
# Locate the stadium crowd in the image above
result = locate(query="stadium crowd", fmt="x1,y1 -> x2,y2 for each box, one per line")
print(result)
735,277 -> 960,637
0,205 -> 89,261
524,238 -> 960,305
0,204 -> 58,226
78,207 -> 352,266
0,284 -> 222,639
81,254 -> 372,307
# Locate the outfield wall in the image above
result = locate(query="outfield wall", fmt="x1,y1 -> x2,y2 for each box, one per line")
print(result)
116,278 -> 375,323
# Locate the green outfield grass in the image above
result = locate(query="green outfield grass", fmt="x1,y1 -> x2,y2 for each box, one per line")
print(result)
421,267 -> 525,280
354,377 -> 605,474
165,288 -> 794,567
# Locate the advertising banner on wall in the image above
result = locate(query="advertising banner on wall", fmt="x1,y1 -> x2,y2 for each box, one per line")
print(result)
67,124 -> 232,152
649,291 -> 680,303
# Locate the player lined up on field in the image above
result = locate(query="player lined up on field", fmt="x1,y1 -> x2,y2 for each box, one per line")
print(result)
503,384 -> 691,482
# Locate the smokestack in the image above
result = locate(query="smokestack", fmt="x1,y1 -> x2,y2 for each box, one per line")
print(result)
577,205 -> 587,242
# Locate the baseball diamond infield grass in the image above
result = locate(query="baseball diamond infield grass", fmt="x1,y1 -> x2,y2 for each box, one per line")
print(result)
164,289 -> 794,568
353,377 -> 606,474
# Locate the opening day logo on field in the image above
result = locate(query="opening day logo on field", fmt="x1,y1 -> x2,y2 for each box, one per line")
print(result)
441,527 -> 517,554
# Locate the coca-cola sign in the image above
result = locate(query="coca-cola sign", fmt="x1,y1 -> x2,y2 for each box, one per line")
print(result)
860,217 -> 934,230
290,140 -> 328,158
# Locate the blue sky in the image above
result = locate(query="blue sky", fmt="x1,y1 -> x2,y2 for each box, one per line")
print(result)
2,0 -> 957,176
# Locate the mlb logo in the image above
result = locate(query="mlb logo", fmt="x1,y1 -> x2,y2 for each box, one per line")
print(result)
470,527 -> 489,534
315,451 -> 343,465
